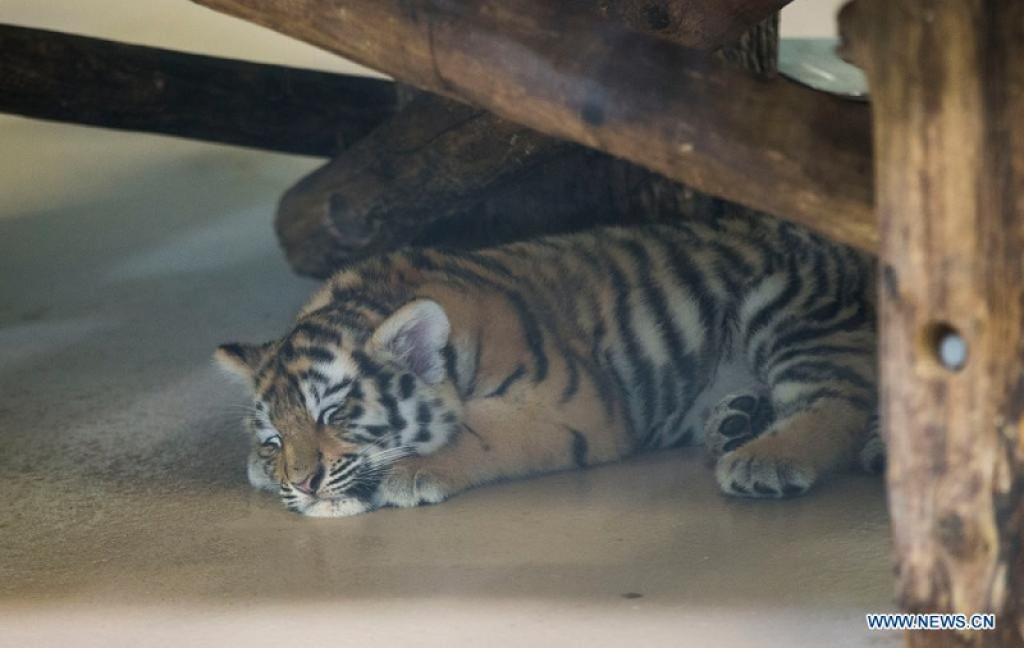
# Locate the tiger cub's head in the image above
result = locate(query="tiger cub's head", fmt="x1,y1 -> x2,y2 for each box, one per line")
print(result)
215,299 -> 462,516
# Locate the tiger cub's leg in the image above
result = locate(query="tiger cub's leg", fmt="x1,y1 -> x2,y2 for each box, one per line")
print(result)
715,330 -> 877,498
374,381 -> 631,510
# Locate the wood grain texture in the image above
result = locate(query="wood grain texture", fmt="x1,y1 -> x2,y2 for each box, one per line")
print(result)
188,0 -> 877,253
275,15 -> 781,278
0,24 -> 396,156
841,1 -> 1024,645
275,93 -> 570,276
595,0 -> 792,49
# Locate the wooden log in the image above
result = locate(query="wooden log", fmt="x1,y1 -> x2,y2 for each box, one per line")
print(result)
280,129 -> 706,278
188,0 -> 878,254
0,24 -> 396,156
840,1 -> 1024,645
276,93 -> 571,276
595,0 -> 791,49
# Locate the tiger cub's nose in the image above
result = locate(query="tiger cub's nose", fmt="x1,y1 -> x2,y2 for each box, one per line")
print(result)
293,465 -> 326,495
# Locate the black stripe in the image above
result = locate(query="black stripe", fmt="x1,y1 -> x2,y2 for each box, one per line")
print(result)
764,304 -> 871,368
800,249 -> 831,312
326,461 -> 361,488
566,427 -> 589,468
286,373 -> 306,407
745,266 -> 804,343
380,392 -> 406,431
772,360 -> 875,393
486,365 -> 527,398
416,401 -> 433,424
605,252 -> 658,432
322,378 -> 353,399
560,355 -> 581,402
323,309 -> 372,332
348,381 -> 364,401
316,404 -> 341,425
466,334 -> 483,397
775,387 -> 873,418
345,473 -> 382,502
659,237 -> 727,375
769,343 -> 869,369
399,373 -> 416,400
347,430 -> 382,444
376,371 -> 394,393
302,346 -> 335,364
507,292 -> 549,383
461,251 -> 514,278
623,238 -> 707,438
301,368 -> 330,385
331,286 -> 392,315
802,293 -> 845,323
402,249 -> 549,383
711,240 -> 756,284
443,343 -> 459,386
276,342 -> 300,363
291,322 -> 343,346
669,422 -> 696,448
351,350 -> 384,376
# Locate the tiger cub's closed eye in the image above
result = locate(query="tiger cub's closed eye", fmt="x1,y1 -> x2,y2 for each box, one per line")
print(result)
257,436 -> 282,459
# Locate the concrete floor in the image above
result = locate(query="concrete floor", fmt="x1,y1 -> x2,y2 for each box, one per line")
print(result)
0,1 -> 898,646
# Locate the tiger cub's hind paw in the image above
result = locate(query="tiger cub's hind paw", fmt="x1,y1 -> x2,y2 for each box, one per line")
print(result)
703,391 -> 775,459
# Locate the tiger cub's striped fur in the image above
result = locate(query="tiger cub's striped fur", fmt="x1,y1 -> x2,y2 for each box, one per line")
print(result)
216,218 -> 879,517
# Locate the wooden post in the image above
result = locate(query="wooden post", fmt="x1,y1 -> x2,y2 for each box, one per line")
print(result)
189,0 -> 877,253
840,1 -> 1024,645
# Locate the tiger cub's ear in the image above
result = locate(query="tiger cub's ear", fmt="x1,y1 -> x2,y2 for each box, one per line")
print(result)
370,299 -> 450,384
214,341 -> 274,383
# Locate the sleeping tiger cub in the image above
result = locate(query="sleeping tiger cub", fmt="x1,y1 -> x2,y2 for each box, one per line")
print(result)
216,217 -> 880,517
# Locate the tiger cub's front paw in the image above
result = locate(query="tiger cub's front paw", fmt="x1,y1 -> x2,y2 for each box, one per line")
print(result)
715,438 -> 818,499
373,460 -> 450,509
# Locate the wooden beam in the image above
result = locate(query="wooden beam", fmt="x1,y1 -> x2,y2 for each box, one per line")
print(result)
276,16 -> 782,278
596,0 -> 792,49
188,0 -> 877,254
0,24 -> 396,156
841,1 -> 1024,646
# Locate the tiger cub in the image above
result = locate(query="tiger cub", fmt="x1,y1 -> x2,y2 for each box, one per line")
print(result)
216,218 -> 880,517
